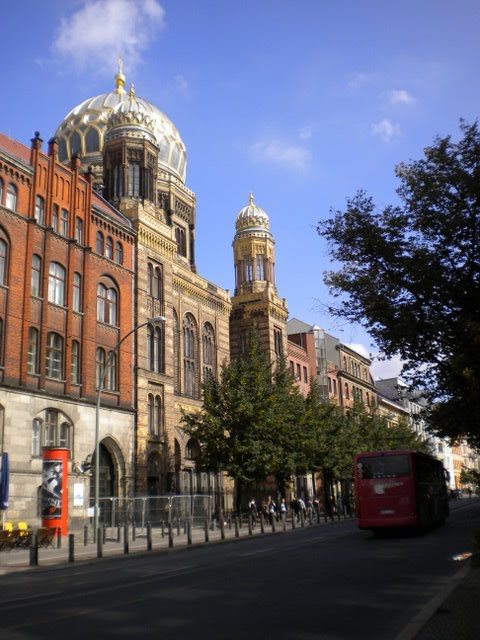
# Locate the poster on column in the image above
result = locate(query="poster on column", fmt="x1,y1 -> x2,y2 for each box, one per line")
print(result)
41,459 -> 63,518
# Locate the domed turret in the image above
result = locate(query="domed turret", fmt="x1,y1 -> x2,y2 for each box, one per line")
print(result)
54,61 -> 187,182
234,193 -> 272,240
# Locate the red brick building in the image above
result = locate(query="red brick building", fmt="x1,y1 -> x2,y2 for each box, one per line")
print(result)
0,131 -> 136,523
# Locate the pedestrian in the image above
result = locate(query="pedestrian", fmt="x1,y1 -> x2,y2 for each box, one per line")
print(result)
280,498 -> 288,521
248,498 -> 258,527
267,496 -> 276,525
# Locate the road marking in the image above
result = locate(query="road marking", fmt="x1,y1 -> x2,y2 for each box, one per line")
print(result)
239,547 -> 275,557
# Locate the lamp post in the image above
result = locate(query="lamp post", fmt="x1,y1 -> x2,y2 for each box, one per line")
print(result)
93,315 -> 166,537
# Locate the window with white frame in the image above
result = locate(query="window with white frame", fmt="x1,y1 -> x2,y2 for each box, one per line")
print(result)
46,332 -> 63,379
0,239 -> 7,286
31,410 -> 73,457
35,196 -> 45,225
71,340 -> 80,384
27,327 -> 39,374
48,262 -> 66,306
6,184 -> 17,211
72,273 -> 81,312
31,254 -> 41,296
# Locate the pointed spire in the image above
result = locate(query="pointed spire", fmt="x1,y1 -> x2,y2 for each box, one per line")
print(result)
115,56 -> 126,95
129,83 -> 135,102
249,191 -> 254,205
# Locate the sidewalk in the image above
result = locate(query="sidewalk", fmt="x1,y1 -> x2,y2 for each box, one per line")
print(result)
402,559 -> 480,640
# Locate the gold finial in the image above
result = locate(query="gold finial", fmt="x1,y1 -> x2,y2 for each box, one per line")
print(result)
129,83 -> 135,102
115,56 -> 126,95
249,192 -> 254,205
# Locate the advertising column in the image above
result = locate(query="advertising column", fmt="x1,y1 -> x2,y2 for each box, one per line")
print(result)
41,447 -> 68,536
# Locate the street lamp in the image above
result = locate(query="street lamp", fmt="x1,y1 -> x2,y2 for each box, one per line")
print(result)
93,315 -> 166,537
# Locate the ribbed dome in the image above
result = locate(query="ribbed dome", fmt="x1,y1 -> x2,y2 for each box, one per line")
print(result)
54,66 -> 187,182
235,193 -> 270,232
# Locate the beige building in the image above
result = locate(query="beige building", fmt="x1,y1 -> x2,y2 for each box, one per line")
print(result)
230,194 -> 288,362
54,65 -> 231,502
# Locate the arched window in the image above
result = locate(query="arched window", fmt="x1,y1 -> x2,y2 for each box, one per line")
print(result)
60,209 -> 68,236
71,340 -> 80,384
75,217 -> 83,243
46,332 -> 63,379
107,288 -> 117,325
97,284 -> 106,322
73,272 -> 81,312
27,327 -> 39,374
0,239 -> 7,286
96,231 -> 104,255
106,351 -> 117,391
113,166 -> 124,198
48,262 -> 66,306
147,323 -> 164,373
344,382 -> 349,399
256,254 -> 265,280
96,348 -> 105,389
175,226 -> 187,257
147,263 -> 153,295
147,394 -> 154,434
97,282 -> 118,326
183,313 -> 197,398
128,163 -> 141,197
35,196 -> 45,225
173,309 -> 180,393
202,323 -> 215,379
6,184 -> 17,211
153,266 -> 163,301
244,256 -> 253,283
32,409 -> 73,457
52,204 -> 59,232
148,394 -> 163,436
115,241 -> 123,264
106,236 -> 113,260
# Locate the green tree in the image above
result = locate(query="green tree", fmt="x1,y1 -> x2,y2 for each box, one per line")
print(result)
181,331 -> 304,507
318,120 -> 480,448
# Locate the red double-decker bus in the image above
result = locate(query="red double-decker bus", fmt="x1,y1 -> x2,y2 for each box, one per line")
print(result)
354,450 -> 449,532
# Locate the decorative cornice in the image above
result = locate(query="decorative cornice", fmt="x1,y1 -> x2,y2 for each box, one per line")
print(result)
138,225 -> 177,260
173,273 -> 231,316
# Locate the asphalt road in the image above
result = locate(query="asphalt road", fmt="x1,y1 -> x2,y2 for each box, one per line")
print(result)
0,500 -> 478,640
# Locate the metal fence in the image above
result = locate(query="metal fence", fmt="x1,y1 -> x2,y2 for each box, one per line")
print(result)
97,495 -> 213,529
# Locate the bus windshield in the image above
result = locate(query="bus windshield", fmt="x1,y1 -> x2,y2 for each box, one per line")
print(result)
357,454 -> 410,479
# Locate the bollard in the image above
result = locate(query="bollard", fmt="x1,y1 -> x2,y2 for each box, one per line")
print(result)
57,527 -> 62,549
183,520 -> 187,535
239,513 -> 243,529
212,517 -> 217,532
177,519 -> 181,537
97,528 -> 103,558
132,523 -> 136,541
161,521 -> 165,538
117,525 -> 121,542
68,533 -> 75,562
220,516 -> 225,540
124,525 -> 129,554
292,514 -> 296,529
204,519 -> 209,543
84,524 -> 88,546
187,520 -> 192,545
282,515 -> 287,533
337,504 -> 341,521
271,516 -> 276,533
260,513 -> 265,534
300,512 -> 305,528
234,516 -> 239,538
29,532 -> 38,567
316,510 -> 321,525
103,524 -> 106,544
168,522 -> 173,548
147,523 -> 152,551
248,514 -> 253,536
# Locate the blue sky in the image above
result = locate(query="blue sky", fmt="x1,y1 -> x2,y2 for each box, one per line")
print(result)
2,0 -> 479,378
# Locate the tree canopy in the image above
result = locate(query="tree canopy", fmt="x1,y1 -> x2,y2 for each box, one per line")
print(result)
182,331 -> 427,507
318,120 -> 480,449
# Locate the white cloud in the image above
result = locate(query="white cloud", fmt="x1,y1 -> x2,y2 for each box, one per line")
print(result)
299,125 -> 313,140
52,0 -> 165,71
371,118 -> 401,143
388,89 -> 415,105
345,343 -> 371,360
370,355 -> 404,381
250,139 -> 310,170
